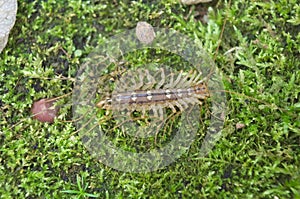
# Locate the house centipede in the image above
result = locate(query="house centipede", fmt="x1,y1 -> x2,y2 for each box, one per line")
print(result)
96,68 -> 210,120
93,66 -> 213,139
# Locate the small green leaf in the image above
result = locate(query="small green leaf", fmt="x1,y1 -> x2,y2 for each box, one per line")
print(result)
74,49 -> 83,57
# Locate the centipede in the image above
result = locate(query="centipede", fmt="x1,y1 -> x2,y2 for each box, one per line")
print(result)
96,67 -> 209,120
88,63 -> 217,142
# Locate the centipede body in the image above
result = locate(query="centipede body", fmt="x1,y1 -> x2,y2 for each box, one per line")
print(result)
96,68 -> 209,119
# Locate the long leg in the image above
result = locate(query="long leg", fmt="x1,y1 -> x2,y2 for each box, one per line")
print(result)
194,93 -> 208,100
117,70 -> 135,91
155,68 -> 165,89
177,99 -> 189,109
151,105 -> 159,119
173,70 -> 183,88
164,72 -> 174,89
192,71 -> 202,84
141,106 -> 147,119
166,101 -> 177,113
185,97 -> 200,105
116,73 -> 131,92
128,72 -> 139,90
135,69 -> 144,89
143,69 -> 156,90
181,70 -> 197,88
157,106 -> 164,120
173,100 -> 185,112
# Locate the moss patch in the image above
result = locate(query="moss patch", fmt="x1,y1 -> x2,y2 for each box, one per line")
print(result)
0,0 -> 299,198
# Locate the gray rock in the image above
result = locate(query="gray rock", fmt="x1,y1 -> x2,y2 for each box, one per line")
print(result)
0,0 -> 17,53
180,0 -> 212,5
136,22 -> 156,45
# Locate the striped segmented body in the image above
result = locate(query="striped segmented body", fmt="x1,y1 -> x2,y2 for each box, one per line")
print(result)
96,68 -> 209,119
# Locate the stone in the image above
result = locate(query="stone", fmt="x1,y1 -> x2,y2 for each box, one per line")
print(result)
136,21 -> 156,44
0,0 -> 17,53
180,0 -> 212,5
31,99 -> 59,123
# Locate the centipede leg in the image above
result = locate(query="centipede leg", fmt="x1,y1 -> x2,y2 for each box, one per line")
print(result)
186,97 -> 200,105
155,68 -> 165,89
125,71 -> 139,91
116,74 -> 130,92
176,76 -> 188,88
192,71 -> 202,84
135,69 -> 144,89
180,70 -> 196,88
173,70 -> 183,88
141,106 -> 147,119
158,106 -> 164,120
143,69 -> 156,90
177,98 -> 189,109
186,71 -> 199,87
194,94 -> 208,100
166,101 -> 177,113
164,72 -> 174,89
173,100 -> 185,112
151,105 -> 159,119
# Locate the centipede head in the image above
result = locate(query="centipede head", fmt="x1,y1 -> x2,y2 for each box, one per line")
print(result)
194,83 -> 210,98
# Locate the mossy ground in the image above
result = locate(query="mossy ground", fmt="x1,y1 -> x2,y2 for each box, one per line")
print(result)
0,0 -> 299,198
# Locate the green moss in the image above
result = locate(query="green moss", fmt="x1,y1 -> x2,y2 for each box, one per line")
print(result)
0,0 -> 299,198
